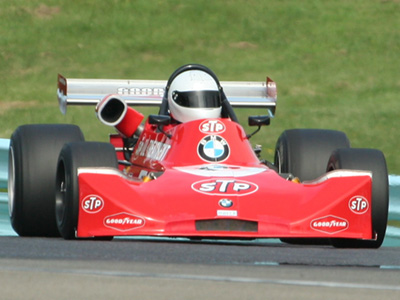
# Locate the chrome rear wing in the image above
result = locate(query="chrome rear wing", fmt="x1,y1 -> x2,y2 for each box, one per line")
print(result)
57,74 -> 277,115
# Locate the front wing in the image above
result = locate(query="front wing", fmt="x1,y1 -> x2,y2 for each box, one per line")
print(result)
75,167 -> 374,241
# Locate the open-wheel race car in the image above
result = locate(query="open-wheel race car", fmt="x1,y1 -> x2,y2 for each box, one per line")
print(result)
8,64 -> 389,248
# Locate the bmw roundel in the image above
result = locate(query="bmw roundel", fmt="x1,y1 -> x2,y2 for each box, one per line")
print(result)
198,135 -> 230,162
219,199 -> 233,208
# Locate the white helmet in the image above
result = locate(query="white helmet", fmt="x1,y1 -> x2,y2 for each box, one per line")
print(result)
167,70 -> 222,123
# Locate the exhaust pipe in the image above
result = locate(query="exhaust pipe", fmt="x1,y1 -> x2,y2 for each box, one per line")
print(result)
96,94 -> 144,137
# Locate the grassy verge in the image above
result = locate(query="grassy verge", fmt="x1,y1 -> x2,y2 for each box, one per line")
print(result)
1,0 -> 399,172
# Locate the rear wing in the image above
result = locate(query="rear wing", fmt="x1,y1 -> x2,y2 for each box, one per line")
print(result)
57,74 -> 277,115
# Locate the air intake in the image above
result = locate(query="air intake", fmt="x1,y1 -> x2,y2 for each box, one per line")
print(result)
196,219 -> 258,232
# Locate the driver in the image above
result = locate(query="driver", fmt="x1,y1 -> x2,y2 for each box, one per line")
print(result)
167,69 -> 222,123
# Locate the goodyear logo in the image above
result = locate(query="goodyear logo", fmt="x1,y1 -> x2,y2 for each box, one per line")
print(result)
104,213 -> 145,231
311,215 -> 349,234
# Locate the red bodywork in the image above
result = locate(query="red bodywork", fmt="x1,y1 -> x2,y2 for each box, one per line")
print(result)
76,118 -> 373,240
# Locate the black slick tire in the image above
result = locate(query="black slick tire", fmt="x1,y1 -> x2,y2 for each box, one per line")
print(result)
8,124 -> 84,237
327,148 -> 389,248
274,129 -> 350,181
55,142 -> 118,239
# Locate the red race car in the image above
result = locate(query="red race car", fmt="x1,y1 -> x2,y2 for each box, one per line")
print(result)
8,64 -> 389,248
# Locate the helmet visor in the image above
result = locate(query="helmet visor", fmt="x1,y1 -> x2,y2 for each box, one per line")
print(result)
172,90 -> 221,108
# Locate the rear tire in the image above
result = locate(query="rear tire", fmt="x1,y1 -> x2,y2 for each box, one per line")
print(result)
8,124 -> 84,237
327,148 -> 389,248
55,142 -> 118,239
274,129 -> 350,245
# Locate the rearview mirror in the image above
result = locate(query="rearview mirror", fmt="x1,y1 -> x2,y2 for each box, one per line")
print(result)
248,115 -> 270,126
148,115 -> 171,126
247,115 -> 270,139
148,115 -> 172,139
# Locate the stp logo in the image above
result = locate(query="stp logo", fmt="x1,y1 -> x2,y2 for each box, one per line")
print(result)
311,215 -> 349,234
349,196 -> 369,214
192,179 -> 258,196
104,213 -> 145,231
82,195 -> 104,213
199,120 -> 226,134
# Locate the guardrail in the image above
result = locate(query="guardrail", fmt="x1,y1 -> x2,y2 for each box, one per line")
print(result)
0,139 -> 9,189
0,139 -> 9,204
389,175 -> 400,222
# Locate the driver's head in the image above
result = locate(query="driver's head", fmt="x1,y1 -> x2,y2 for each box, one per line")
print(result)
167,70 -> 222,123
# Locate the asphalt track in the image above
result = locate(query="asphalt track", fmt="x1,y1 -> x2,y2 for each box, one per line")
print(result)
0,236 -> 399,300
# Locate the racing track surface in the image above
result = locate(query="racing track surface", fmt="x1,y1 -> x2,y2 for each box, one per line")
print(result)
0,236 -> 399,300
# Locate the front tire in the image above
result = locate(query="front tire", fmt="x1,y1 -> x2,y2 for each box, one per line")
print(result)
274,129 -> 350,245
55,142 -> 118,239
327,148 -> 389,248
8,124 -> 84,237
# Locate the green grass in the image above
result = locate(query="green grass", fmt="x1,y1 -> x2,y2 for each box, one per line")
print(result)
1,0 -> 399,172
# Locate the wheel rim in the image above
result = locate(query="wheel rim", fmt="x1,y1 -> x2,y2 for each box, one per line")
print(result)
8,146 -> 15,218
55,162 -> 67,227
275,149 -> 282,173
